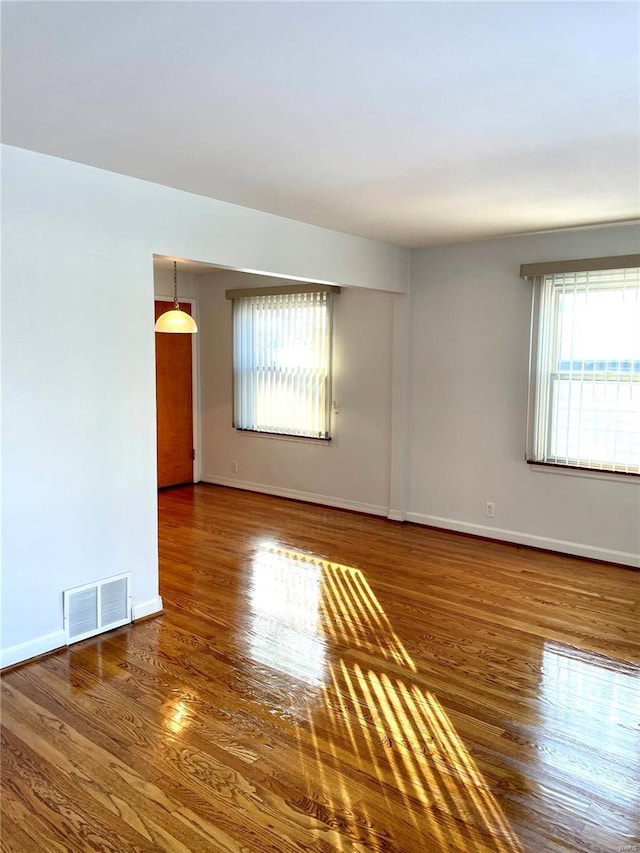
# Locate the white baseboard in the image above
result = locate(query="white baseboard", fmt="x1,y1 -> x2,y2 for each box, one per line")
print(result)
1,630 -> 67,669
387,509 -> 406,522
405,512 -> 640,568
1,598 -> 163,669
202,475 -> 389,518
132,596 -> 164,621
200,478 -> 638,567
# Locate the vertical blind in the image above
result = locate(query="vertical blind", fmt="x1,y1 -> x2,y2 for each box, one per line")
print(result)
233,291 -> 333,438
532,267 -> 639,473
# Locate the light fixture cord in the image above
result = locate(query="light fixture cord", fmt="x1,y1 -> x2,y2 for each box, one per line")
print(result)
173,261 -> 179,309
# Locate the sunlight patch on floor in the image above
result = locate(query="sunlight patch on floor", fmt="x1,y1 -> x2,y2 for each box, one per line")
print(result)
245,545 -> 524,850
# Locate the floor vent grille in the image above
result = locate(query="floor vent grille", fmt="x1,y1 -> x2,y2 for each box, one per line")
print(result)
64,573 -> 131,644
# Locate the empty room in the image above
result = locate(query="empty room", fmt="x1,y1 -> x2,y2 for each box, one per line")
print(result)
1,2 -> 638,852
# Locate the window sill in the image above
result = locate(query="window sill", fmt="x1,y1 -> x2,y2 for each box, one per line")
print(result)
235,429 -> 331,445
527,460 -> 639,483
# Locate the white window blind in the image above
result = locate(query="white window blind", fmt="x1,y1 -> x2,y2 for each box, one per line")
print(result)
233,290 -> 333,439
530,267 -> 640,474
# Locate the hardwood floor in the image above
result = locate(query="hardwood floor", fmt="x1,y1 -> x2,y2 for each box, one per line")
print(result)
2,484 -> 639,852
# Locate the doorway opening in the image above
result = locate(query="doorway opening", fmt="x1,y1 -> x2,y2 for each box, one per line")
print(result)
154,298 -> 196,488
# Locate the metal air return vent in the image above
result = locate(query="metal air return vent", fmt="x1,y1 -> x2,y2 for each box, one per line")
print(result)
64,573 -> 131,644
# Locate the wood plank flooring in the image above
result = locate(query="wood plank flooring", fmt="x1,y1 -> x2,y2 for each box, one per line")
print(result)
2,484 -> 639,852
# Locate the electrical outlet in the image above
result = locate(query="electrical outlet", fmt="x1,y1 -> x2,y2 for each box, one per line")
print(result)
232,461 -> 238,473
485,501 -> 496,519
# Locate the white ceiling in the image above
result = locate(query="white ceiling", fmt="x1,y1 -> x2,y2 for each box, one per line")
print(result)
2,1 -> 638,248
153,255 -> 224,276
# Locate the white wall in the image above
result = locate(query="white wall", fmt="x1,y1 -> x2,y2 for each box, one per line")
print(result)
0,145 -> 409,666
407,224 -> 640,566
153,266 -> 201,301
197,270 -> 396,515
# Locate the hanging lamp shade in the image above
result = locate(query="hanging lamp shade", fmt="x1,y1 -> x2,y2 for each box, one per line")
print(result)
155,261 -> 198,333
154,308 -> 198,333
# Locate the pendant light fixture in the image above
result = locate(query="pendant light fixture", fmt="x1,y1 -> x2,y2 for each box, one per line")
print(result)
154,261 -> 198,333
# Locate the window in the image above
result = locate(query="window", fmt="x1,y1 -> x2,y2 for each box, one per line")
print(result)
228,286 -> 337,439
527,262 -> 639,475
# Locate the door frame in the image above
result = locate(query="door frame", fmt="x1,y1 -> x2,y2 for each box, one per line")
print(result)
154,295 -> 201,484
